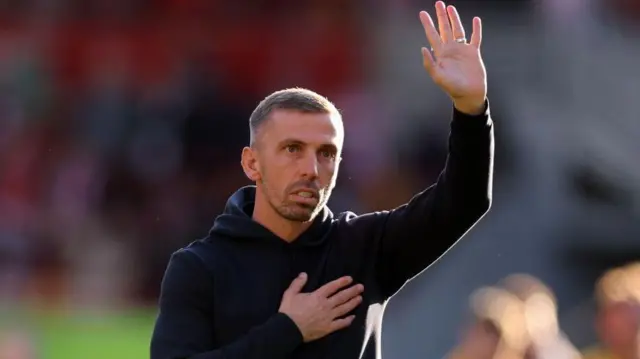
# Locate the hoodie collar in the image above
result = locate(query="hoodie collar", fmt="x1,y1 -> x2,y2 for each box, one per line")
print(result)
209,186 -> 334,247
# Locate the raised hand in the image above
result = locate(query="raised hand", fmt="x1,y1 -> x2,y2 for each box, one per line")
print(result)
279,273 -> 364,342
419,1 -> 487,115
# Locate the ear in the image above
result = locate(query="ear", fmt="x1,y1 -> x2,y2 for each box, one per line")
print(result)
241,146 -> 261,182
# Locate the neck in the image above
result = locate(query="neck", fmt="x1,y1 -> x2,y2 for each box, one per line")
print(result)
252,194 -> 312,243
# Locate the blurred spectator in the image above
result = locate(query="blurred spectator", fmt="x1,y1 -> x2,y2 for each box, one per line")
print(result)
500,274 -> 582,359
583,263 -> 640,359
446,274 -> 581,359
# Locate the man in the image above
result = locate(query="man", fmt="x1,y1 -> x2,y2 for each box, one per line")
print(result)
582,263 -> 640,359
446,275 -> 581,359
150,2 -> 494,358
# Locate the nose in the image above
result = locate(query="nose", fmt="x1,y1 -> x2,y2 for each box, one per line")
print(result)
299,153 -> 319,179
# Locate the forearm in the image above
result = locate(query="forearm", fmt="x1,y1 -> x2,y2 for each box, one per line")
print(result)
402,100 -> 494,233
445,99 -> 493,212
152,313 -> 302,359
151,250 -> 304,359
177,314 -> 302,359
375,100 -> 494,297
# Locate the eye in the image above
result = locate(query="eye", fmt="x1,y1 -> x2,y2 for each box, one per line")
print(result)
320,149 -> 336,159
285,144 -> 301,153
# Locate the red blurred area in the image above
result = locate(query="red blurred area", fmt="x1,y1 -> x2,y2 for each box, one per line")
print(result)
1,1 -> 364,97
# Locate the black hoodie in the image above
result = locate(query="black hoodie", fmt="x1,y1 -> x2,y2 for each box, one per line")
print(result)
150,103 -> 494,359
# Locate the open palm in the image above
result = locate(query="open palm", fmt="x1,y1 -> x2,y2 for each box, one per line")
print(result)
419,2 -> 487,108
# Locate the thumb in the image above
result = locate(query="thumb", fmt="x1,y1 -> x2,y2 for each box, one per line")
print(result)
285,272 -> 308,295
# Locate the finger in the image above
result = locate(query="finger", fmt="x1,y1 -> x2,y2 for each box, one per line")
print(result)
446,5 -> 466,41
316,276 -> 353,298
332,295 -> 362,318
285,272 -> 308,295
329,315 -> 355,332
419,11 -> 442,53
470,17 -> 482,48
435,1 -> 453,43
328,284 -> 364,307
421,47 -> 436,77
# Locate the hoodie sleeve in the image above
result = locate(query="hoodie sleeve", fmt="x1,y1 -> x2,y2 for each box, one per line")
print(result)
150,249 -> 303,359
370,102 -> 494,298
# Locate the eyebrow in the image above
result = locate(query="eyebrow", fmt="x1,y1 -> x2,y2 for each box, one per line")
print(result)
278,138 -> 304,146
278,138 -> 338,151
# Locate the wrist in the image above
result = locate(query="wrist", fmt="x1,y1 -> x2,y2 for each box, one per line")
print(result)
453,97 -> 486,116
274,312 -> 305,344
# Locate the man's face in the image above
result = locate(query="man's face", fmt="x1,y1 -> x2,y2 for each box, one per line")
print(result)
248,109 -> 343,222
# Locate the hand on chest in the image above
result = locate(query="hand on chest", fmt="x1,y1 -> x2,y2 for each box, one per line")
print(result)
211,244 -> 372,343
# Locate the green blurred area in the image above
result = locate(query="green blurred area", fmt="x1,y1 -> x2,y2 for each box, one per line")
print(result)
1,308 -> 157,359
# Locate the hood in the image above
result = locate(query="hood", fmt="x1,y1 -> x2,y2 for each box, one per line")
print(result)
209,186 -> 334,247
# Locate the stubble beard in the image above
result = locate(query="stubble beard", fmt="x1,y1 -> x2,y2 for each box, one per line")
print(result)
261,180 -> 330,223
275,190 -> 329,223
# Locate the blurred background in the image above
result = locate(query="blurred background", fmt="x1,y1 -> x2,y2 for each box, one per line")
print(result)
0,0 -> 639,358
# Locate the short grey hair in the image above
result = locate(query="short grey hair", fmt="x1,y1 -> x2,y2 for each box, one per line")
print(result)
249,87 -> 340,146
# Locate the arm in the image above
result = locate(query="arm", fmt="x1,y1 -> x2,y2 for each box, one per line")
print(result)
367,2 -> 492,298
374,102 -> 493,298
150,249 -> 303,359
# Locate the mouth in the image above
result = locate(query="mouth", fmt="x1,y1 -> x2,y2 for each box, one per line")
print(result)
290,189 -> 319,204
293,189 -> 317,198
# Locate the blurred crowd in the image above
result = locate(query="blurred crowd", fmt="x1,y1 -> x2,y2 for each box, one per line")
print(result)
445,262 -> 640,359
0,0 -> 384,308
